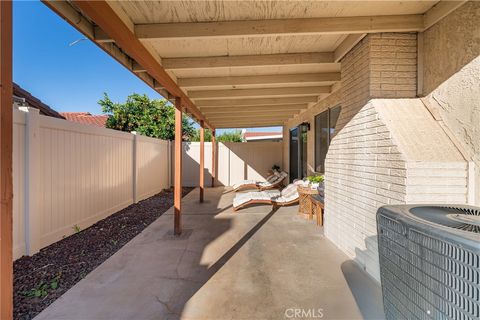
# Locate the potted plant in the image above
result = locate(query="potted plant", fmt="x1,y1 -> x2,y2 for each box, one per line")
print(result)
307,174 -> 324,190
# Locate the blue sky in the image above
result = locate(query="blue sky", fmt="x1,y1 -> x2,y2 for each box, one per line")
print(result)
13,1 -> 280,133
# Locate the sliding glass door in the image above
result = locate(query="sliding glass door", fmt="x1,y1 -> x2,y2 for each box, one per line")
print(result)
314,106 -> 341,173
289,125 -> 308,182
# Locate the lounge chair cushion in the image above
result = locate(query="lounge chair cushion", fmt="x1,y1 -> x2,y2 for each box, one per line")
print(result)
280,184 -> 297,198
233,191 -> 273,208
233,183 -> 298,208
266,174 -> 277,182
279,190 -> 299,203
259,171 -> 287,187
233,171 -> 287,190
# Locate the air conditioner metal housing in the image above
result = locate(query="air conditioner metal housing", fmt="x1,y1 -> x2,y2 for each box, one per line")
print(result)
377,205 -> 480,320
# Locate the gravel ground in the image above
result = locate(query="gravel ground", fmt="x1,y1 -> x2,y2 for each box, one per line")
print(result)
13,187 -> 193,320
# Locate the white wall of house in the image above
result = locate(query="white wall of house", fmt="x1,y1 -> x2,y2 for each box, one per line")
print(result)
13,108 -> 171,259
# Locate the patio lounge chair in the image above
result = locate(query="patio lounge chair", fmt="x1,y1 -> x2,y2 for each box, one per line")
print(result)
232,171 -> 288,192
233,183 -> 299,211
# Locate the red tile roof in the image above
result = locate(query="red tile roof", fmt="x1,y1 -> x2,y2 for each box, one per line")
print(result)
60,112 -> 109,128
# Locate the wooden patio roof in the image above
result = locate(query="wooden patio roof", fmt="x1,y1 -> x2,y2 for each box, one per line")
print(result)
0,2 -> 469,317
42,0 -> 463,129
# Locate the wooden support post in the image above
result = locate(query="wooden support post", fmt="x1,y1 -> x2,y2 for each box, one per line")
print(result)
0,1 -> 13,318
174,97 -> 182,236
211,129 -> 216,187
199,122 -> 204,202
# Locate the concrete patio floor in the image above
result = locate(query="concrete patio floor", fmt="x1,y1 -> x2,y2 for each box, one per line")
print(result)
36,187 -> 385,320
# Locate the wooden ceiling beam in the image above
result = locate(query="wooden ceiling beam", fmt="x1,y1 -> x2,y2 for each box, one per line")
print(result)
423,1 -> 467,31
162,52 -> 334,70
179,72 -> 340,88
334,34 -> 367,62
203,109 -> 301,119
189,86 -> 330,100
208,113 -> 292,119
95,14 -> 425,41
196,96 -> 317,107
69,0 -> 213,129
200,104 -> 306,113
132,60 -> 146,73
212,120 -> 286,128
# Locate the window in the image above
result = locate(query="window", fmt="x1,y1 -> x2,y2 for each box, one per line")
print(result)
314,106 -> 341,173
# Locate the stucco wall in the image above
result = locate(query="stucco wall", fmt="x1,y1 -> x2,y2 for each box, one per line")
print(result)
422,1 -> 480,204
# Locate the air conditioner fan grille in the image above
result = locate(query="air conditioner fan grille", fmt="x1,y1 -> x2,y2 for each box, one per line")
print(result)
410,206 -> 480,234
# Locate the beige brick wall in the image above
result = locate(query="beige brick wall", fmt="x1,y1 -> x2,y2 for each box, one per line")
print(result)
324,103 -> 406,280
325,99 -> 468,282
338,33 -> 417,131
369,33 -> 417,98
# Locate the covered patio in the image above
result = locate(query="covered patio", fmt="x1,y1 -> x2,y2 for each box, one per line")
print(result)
34,187 -> 384,320
1,1 -> 478,319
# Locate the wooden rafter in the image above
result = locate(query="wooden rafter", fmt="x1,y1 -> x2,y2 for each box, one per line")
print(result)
423,1 -> 467,30
212,121 -> 285,128
200,104 -> 306,114
179,73 -> 340,88
334,34 -> 367,62
196,96 -> 317,107
203,106 -> 304,113
204,110 -> 301,117
189,86 -> 330,100
162,52 -> 335,70
93,14 -> 424,41
68,1 -> 213,129
207,115 -> 292,122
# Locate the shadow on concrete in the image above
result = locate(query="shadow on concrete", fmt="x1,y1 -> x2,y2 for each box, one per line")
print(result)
341,235 -> 385,320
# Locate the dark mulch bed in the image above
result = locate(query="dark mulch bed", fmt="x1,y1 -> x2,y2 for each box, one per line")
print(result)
13,187 -> 193,320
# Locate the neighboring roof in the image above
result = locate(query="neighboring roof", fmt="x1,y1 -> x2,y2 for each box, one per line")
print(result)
60,112 -> 109,128
243,131 -> 283,141
13,83 -> 65,119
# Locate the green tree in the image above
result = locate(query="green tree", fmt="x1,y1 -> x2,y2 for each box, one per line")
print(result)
191,129 -> 244,142
99,93 -> 195,140
217,130 -> 243,142
191,128 -> 213,142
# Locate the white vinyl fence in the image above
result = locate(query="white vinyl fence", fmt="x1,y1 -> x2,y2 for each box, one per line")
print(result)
13,108 -> 171,259
178,141 -> 283,187
13,107 -> 283,260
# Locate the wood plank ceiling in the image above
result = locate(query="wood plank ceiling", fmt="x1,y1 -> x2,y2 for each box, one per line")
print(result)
47,0 -> 456,128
